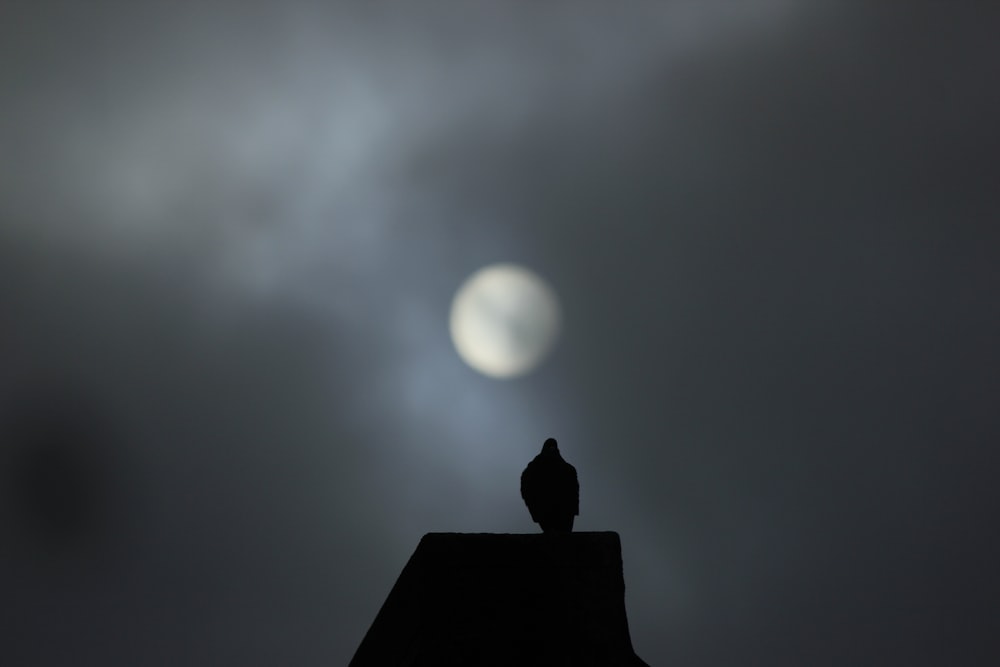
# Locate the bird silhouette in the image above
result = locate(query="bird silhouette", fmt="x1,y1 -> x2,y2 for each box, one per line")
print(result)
520,438 -> 579,533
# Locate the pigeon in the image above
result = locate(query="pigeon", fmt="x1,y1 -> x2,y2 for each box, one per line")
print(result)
520,438 -> 579,533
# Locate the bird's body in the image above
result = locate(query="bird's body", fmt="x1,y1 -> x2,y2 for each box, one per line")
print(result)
520,438 -> 579,533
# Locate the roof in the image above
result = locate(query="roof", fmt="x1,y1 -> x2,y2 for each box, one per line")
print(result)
350,531 -> 649,666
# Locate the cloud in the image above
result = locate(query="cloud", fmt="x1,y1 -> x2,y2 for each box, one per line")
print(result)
3,2 -> 998,665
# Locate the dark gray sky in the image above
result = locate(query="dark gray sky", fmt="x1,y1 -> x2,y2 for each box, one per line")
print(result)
2,2 -> 998,665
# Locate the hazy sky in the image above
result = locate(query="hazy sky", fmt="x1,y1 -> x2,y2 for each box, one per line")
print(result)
2,2 -> 998,665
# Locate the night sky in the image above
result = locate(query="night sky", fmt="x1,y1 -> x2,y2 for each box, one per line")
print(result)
2,3 -> 999,665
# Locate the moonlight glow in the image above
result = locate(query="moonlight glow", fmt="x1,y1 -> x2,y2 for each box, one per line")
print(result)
449,264 -> 561,379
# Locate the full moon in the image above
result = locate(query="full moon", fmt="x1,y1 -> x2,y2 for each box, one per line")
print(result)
449,264 -> 561,379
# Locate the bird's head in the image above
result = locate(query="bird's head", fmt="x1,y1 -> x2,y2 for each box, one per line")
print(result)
541,438 -> 559,454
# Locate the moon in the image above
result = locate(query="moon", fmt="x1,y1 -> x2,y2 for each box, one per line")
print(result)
449,264 -> 561,379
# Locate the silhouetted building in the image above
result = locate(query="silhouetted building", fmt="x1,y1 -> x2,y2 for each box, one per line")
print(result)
350,532 -> 649,666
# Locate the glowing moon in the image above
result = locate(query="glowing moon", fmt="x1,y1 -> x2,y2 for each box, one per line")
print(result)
449,264 -> 561,379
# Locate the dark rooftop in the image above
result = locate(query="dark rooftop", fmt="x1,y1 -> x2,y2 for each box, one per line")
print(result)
351,531 -> 649,666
